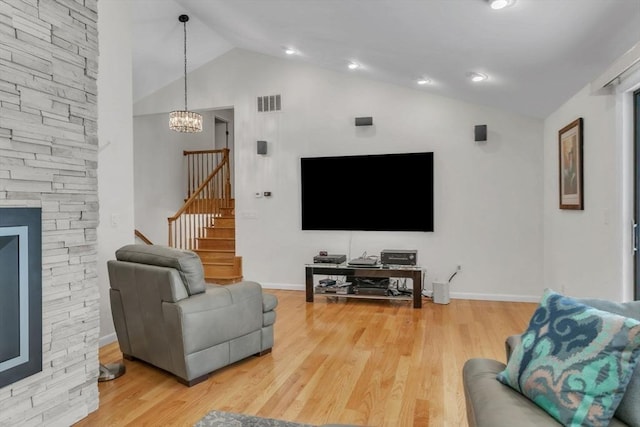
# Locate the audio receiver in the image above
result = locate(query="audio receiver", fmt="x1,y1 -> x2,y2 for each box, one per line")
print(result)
380,249 -> 417,266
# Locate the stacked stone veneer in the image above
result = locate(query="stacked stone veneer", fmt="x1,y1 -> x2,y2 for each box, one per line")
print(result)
0,1 -> 100,426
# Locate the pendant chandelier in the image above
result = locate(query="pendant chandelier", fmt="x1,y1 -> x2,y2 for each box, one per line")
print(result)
170,14 -> 203,133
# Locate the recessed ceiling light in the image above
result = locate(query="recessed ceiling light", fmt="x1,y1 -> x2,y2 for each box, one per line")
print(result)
467,72 -> 488,82
348,61 -> 360,70
284,47 -> 297,55
488,0 -> 515,10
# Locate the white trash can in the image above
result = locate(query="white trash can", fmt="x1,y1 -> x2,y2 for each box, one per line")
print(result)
433,281 -> 450,305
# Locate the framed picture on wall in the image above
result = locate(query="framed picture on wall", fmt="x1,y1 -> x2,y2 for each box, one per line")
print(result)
558,118 -> 584,210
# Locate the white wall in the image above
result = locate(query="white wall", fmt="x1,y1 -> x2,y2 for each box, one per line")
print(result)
134,49 -> 545,301
97,1 -> 135,344
543,72 -> 640,301
133,111 -> 215,245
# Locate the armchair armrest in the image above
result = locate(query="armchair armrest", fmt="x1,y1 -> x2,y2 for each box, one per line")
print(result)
263,293 -> 278,313
167,283 -> 264,354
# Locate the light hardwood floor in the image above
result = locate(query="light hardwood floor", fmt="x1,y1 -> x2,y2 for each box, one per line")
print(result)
74,290 -> 537,427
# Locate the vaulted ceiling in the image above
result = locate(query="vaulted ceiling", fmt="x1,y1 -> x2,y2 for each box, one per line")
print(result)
131,0 -> 640,118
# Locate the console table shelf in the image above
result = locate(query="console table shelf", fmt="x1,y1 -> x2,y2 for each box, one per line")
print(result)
305,264 -> 423,308
316,293 -> 413,303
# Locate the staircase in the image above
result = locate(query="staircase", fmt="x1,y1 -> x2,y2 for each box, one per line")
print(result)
193,204 -> 243,284
168,148 -> 243,284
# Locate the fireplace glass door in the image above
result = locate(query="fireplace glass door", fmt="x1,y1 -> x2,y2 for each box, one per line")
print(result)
0,208 -> 41,388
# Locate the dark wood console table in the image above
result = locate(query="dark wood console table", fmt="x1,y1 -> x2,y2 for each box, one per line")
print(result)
305,264 -> 423,308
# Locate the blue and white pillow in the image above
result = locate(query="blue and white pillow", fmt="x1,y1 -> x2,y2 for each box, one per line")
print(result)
497,289 -> 640,427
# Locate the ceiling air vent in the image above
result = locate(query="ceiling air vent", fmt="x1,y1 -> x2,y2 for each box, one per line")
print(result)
257,94 -> 281,112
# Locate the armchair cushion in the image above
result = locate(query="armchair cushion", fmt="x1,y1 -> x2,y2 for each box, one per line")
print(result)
496,289 -> 640,427
116,244 -> 206,295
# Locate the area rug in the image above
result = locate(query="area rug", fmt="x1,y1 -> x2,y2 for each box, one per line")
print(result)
194,410 -> 316,427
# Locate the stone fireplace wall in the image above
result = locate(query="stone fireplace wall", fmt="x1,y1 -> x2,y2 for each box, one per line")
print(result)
0,1 -> 100,425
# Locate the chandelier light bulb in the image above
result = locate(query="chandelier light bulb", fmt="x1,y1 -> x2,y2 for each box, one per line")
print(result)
468,72 -> 488,82
489,0 -> 514,10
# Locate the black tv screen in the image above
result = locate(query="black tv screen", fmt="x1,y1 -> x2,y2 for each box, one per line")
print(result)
300,152 -> 434,232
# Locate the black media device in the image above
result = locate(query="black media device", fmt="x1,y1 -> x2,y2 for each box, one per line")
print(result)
313,254 -> 347,264
348,257 -> 379,267
300,152 -> 434,232
381,249 -> 417,266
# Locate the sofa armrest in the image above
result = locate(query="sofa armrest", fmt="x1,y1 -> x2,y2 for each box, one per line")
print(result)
505,334 -> 522,362
463,358 -> 562,427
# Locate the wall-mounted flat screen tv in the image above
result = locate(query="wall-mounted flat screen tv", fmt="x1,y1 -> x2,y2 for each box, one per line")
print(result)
300,152 -> 434,232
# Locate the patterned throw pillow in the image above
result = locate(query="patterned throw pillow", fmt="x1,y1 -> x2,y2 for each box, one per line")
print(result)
496,289 -> 640,427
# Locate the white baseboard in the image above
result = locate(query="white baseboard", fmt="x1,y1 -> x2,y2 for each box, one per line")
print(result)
260,282 -> 305,291
99,332 -> 118,348
450,292 -> 540,303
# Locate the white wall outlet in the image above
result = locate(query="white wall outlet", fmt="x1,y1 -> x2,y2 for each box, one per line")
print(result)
110,213 -> 120,228
241,211 -> 258,219
254,192 -> 262,198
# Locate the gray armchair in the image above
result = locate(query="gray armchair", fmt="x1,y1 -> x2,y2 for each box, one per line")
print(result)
107,244 -> 277,386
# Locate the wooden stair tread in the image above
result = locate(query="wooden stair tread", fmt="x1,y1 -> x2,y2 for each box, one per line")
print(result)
206,274 -> 243,279
206,276 -> 243,284
194,250 -> 236,258
198,237 -> 234,240
202,261 -> 235,267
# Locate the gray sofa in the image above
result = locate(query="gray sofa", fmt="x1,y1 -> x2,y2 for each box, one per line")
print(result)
107,244 -> 277,386
463,298 -> 640,427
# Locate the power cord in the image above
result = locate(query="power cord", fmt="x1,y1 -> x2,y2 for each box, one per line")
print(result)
422,266 -> 461,298
448,265 -> 461,283
421,270 -> 432,298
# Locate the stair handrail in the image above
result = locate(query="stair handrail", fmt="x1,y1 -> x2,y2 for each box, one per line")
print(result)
168,148 -> 231,249
184,148 -> 228,198
134,229 -> 153,245
170,154 -> 228,219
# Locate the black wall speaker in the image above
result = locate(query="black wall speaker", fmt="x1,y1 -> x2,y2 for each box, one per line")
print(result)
257,140 -> 267,155
474,125 -> 487,142
355,116 -> 373,126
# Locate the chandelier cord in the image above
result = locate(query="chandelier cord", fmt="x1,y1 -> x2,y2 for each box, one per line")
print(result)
183,19 -> 188,111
